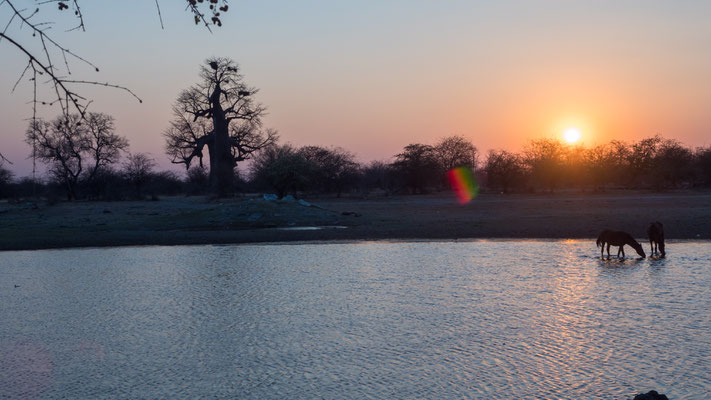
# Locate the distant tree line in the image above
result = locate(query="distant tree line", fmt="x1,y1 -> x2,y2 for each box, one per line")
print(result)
247,135 -> 711,197
246,135 -> 478,198
3,57 -> 711,202
3,131 -> 711,202
484,136 -> 711,193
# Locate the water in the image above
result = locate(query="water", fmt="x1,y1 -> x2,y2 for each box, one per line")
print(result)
1,240 -> 710,399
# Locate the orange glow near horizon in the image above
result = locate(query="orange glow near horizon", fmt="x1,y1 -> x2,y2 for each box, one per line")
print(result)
2,1 -> 711,178
563,128 -> 582,144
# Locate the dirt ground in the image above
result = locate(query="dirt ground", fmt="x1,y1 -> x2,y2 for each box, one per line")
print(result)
1,191 -> 710,251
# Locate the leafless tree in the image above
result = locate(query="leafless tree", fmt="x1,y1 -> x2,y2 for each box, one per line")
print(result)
250,144 -> 312,198
653,138 -> 693,189
585,143 -> 618,190
484,149 -> 525,193
562,144 -> 587,188
298,146 -> 360,196
627,135 -> 662,184
122,152 -> 157,198
523,138 -> 566,192
433,135 -> 479,172
185,165 -> 209,194
694,146 -> 711,186
360,160 -> 393,193
83,113 -> 128,182
391,143 -> 439,194
164,57 -> 277,194
25,112 -> 128,200
0,158 -> 14,198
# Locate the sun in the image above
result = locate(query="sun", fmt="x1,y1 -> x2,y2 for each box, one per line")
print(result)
563,127 -> 582,144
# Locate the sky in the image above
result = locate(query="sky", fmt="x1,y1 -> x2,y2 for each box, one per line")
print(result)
2,1 -> 711,176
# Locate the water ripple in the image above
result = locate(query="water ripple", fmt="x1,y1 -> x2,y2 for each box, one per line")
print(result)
1,240 -> 710,399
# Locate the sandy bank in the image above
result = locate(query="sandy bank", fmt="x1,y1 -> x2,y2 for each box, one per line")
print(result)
1,191 -> 709,251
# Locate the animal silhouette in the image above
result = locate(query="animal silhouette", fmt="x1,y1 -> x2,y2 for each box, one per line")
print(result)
647,221 -> 665,257
596,230 -> 646,258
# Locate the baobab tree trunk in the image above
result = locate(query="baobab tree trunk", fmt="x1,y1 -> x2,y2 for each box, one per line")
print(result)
209,84 -> 235,195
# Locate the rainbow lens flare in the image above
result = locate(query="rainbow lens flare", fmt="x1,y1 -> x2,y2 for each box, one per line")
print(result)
447,166 -> 479,204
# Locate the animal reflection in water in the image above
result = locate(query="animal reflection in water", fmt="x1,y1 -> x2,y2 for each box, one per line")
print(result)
596,230 -> 646,259
647,221 -> 666,257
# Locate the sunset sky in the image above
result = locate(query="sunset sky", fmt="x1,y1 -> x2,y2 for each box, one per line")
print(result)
2,1 -> 711,176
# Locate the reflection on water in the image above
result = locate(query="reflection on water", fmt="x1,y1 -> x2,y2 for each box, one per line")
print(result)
1,240 -> 710,399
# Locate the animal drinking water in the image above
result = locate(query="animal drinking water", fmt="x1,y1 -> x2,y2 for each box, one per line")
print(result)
596,230 -> 646,258
647,221 -> 666,257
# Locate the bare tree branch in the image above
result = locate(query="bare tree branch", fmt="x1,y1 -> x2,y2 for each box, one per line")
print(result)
2,0 -> 229,126
0,31 -> 88,117
155,0 -> 164,29
185,0 -> 230,31
62,80 -> 143,104
0,151 -> 11,164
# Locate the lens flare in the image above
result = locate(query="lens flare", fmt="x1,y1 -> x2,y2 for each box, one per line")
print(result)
447,166 -> 479,204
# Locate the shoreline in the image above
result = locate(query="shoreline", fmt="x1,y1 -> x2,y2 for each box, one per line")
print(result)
2,191 -> 710,251
2,237 -> 706,254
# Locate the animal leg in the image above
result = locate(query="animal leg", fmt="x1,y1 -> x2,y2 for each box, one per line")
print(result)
650,239 -> 654,254
620,246 -> 626,258
606,243 -> 611,258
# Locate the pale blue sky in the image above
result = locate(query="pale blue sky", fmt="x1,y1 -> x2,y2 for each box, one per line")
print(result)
2,1 -> 711,176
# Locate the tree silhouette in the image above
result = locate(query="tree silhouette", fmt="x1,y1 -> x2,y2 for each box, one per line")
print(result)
361,160 -> 393,193
432,135 -> 478,189
523,138 -> 566,192
562,144 -> 587,189
694,146 -> 711,186
0,160 -> 13,199
298,146 -> 360,196
627,135 -> 662,184
653,138 -> 693,189
433,136 -> 478,172
164,58 -> 277,195
250,144 -> 312,198
585,144 -> 616,190
123,153 -> 157,198
484,150 -> 525,193
25,112 -> 128,200
391,144 -> 439,194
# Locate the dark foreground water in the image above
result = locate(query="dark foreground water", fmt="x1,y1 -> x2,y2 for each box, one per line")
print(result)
1,240 -> 710,399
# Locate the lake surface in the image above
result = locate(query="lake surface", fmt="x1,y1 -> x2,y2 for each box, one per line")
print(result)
1,240 -> 710,399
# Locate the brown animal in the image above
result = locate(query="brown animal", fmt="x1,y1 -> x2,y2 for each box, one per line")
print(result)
596,230 -> 646,258
647,221 -> 665,257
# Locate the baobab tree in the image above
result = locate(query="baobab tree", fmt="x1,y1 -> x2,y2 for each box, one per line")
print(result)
164,57 -> 277,194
